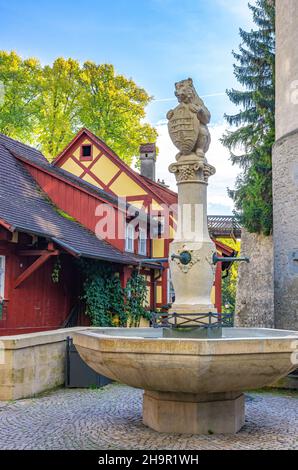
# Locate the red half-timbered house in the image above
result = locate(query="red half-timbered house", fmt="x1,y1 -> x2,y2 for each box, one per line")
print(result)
0,133 -> 161,335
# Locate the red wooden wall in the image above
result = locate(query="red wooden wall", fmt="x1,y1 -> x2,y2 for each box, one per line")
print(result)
24,163 -> 125,251
0,241 -> 77,335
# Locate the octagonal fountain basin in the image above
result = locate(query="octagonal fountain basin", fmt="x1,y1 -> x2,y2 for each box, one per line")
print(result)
73,327 -> 298,435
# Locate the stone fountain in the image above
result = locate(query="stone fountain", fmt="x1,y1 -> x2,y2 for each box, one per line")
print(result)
73,79 -> 298,435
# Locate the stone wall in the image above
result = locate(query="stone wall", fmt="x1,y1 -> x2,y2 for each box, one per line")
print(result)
235,229 -> 274,328
273,132 -> 298,331
0,327 -> 89,401
273,1 -> 298,331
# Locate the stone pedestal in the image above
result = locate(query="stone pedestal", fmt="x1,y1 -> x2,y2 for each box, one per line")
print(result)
143,391 -> 245,435
168,154 -> 216,319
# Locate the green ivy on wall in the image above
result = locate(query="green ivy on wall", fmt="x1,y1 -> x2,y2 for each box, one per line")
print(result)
125,271 -> 151,327
51,257 -> 62,283
78,259 -> 149,327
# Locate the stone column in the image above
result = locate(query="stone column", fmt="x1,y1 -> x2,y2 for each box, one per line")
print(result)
169,156 -> 216,315
273,1 -> 298,330
166,79 -> 216,320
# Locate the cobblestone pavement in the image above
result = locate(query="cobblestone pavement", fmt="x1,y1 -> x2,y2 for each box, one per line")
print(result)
0,385 -> 297,450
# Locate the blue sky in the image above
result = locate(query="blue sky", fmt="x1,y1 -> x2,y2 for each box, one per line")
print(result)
0,0 -> 254,213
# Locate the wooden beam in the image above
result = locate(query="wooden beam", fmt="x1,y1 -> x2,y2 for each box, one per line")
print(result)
18,249 -> 60,257
0,218 -> 14,232
14,252 -> 57,289
11,232 -> 19,244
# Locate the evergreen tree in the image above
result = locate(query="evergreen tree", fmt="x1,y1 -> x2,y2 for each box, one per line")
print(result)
221,0 -> 275,236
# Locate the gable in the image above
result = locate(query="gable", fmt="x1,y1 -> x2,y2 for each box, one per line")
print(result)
54,129 -> 172,205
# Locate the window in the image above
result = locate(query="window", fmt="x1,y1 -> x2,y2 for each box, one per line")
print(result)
0,256 -> 5,299
167,269 -> 175,304
80,144 -> 92,160
138,228 -> 147,255
152,216 -> 165,238
125,225 -> 134,252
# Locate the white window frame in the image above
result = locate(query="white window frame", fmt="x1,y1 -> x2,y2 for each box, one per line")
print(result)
152,215 -> 165,238
167,268 -> 175,304
138,228 -> 147,256
125,224 -> 135,253
0,256 -> 6,299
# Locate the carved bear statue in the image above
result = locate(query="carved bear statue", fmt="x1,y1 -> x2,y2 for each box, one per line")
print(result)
167,78 -> 211,160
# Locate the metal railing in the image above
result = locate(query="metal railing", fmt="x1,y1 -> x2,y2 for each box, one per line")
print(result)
151,312 -> 234,329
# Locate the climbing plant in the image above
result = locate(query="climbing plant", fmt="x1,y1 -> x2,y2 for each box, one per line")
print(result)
78,260 -> 124,327
219,238 -> 241,315
125,271 -> 150,327
78,260 -> 149,327
51,257 -> 62,283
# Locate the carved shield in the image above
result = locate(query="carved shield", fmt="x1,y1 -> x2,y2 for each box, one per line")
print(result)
168,104 -> 200,155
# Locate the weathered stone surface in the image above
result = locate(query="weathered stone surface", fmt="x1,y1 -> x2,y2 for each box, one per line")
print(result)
143,391 -> 245,435
273,132 -> 298,330
0,327 -> 90,401
167,78 -> 211,159
73,327 -> 298,434
276,1 -> 298,140
235,229 -> 274,328
274,1 -> 298,331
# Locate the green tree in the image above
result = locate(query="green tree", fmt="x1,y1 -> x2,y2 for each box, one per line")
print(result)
0,52 -> 157,164
35,58 -> 81,157
0,51 -> 41,142
79,63 -> 157,165
219,238 -> 241,316
221,0 -> 275,235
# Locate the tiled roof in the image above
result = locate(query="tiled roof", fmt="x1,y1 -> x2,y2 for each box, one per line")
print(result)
208,215 -> 242,238
140,143 -> 156,153
0,134 -> 142,266
13,149 -> 153,225
140,175 -> 178,206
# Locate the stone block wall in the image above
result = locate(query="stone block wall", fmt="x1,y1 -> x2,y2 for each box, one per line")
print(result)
235,229 -> 274,328
0,327 -> 89,401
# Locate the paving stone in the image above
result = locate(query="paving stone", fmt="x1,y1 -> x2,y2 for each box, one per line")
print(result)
0,385 -> 297,450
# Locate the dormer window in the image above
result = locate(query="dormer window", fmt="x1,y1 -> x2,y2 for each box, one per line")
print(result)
80,144 -> 92,161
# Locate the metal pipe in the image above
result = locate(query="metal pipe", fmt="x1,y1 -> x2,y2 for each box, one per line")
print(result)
212,253 -> 250,265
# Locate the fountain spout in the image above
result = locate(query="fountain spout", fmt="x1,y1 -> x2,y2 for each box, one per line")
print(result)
171,251 -> 192,265
212,253 -> 250,265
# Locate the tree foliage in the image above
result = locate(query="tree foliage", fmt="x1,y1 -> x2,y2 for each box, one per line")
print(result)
0,52 -> 157,164
219,238 -> 241,316
221,0 -> 275,235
